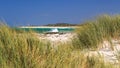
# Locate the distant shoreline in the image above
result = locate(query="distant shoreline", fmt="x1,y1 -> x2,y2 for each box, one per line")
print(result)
19,26 -> 79,28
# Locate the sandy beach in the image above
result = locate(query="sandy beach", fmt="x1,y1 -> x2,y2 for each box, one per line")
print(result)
36,33 -> 120,64
19,26 -> 77,28
36,33 -> 75,48
37,33 -> 75,43
87,40 -> 120,64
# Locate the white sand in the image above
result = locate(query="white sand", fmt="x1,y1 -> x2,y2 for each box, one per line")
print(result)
37,33 -> 120,64
19,26 -> 76,28
36,33 -> 75,48
88,39 -> 120,64
36,33 -> 75,47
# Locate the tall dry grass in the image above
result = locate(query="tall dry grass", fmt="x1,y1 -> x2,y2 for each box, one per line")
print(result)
73,15 -> 120,50
0,16 -> 119,68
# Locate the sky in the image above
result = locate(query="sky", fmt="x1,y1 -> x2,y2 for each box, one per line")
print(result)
0,0 -> 120,26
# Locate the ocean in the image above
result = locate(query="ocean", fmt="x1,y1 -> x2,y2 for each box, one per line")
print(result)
18,27 -> 75,33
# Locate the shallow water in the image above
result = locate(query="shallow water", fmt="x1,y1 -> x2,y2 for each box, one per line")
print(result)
18,27 -> 75,33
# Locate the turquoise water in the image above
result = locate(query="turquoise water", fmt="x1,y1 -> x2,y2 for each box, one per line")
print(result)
18,27 -> 74,33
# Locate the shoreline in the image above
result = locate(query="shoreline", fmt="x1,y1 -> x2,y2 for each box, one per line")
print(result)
19,26 -> 79,28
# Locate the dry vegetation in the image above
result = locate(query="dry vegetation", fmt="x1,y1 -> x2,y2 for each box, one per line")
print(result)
0,15 -> 120,68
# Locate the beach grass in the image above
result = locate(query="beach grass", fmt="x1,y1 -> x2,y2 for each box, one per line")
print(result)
73,15 -> 120,50
0,15 -> 120,68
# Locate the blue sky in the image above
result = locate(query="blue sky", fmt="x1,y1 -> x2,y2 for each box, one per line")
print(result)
0,0 -> 120,26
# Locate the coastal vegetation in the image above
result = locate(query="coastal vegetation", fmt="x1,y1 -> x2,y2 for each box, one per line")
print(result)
44,23 -> 77,26
73,15 -> 120,50
23,23 -> 78,27
0,24 -> 108,68
0,15 -> 120,68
